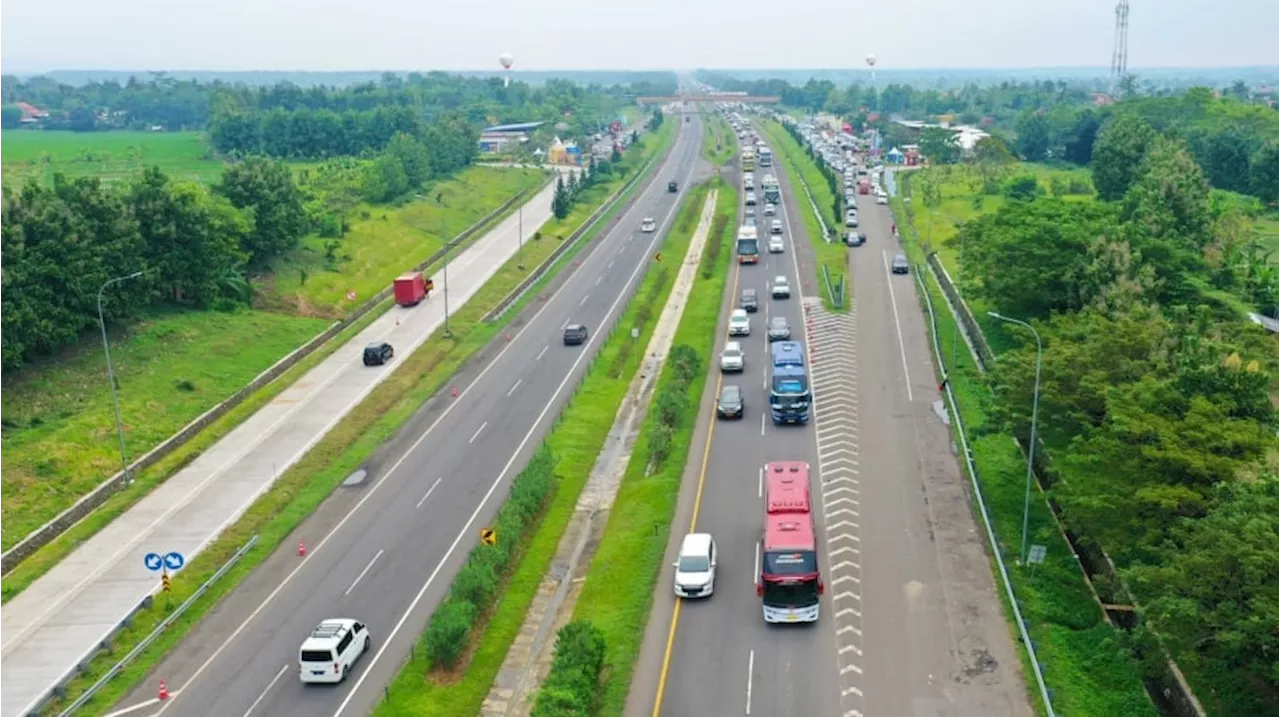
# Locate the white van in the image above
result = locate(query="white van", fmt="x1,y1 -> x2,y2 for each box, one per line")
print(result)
673,533 -> 717,598
299,619 -> 371,683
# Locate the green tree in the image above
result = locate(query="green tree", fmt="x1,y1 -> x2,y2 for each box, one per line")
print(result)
1091,113 -> 1159,201
385,131 -> 432,187
217,157 -> 308,268
918,127 -> 960,164
1014,110 -> 1051,161
1,104 -> 23,129
1247,141 -> 1278,206
552,175 -> 570,220
360,153 -> 410,203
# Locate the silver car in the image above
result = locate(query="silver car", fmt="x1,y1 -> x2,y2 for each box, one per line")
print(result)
767,317 -> 791,341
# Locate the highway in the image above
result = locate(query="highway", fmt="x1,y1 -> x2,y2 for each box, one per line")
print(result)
629,113 -> 1029,717
111,111 -> 707,717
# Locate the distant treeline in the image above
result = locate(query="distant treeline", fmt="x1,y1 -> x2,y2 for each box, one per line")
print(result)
1,159 -> 305,370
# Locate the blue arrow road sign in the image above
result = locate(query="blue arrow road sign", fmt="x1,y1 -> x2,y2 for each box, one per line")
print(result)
144,553 -> 164,571
163,552 -> 185,571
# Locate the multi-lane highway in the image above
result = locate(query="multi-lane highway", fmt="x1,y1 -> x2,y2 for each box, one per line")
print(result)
111,111 -> 707,717
628,113 -> 1030,717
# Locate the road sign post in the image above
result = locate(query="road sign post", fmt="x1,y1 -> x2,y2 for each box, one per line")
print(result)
1027,544 -> 1047,578
480,528 -> 497,546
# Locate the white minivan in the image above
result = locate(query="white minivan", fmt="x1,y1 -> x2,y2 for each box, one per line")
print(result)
300,619 -> 371,684
673,533 -> 717,598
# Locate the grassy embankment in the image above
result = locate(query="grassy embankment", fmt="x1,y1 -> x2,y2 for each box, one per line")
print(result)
567,179 -> 739,715
0,131 -> 227,189
888,170 -> 1157,717
33,123 -> 678,717
700,112 -> 736,167
0,165 -> 545,558
374,176 -> 714,717
758,120 -> 849,311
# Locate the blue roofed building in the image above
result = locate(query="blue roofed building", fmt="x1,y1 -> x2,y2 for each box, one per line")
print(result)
478,121 -> 546,153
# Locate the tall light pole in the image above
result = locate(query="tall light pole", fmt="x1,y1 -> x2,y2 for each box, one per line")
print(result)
441,235 -> 453,339
98,271 -> 145,483
988,312 -> 1042,565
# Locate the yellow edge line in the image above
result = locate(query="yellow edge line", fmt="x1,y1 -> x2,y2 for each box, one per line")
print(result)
651,260 -> 742,717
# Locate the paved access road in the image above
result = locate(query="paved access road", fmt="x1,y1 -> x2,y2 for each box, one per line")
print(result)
628,116 -> 1030,717
106,112 -> 706,717
628,125 -> 842,717
2,164 -> 571,717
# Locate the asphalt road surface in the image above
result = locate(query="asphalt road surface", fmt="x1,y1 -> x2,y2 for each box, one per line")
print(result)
628,117 -> 1029,717
112,112 -> 707,717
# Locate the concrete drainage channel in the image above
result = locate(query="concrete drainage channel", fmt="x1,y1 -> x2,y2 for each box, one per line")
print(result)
481,191 -> 719,717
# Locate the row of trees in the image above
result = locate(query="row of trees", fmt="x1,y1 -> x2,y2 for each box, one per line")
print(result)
551,155 -> 614,221
1,159 -> 305,370
943,118 -> 1277,712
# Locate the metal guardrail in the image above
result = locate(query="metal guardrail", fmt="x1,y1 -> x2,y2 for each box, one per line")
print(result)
913,268 -> 1057,717
48,535 -> 260,717
820,265 -> 845,310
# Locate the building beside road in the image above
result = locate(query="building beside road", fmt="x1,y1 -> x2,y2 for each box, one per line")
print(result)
478,121 -> 546,153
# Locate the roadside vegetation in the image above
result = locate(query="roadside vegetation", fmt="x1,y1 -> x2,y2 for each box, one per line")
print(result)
700,112 -> 736,167
567,178 -> 738,715
891,104 -> 1277,715
374,162 -> 703,717
0,131 -> 226,189
35,120 -> 676,717
758,119 -> 849,311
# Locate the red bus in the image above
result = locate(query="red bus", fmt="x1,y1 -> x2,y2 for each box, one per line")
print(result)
757,461 -> 823,623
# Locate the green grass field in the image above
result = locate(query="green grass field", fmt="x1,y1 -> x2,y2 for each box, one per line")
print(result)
0,309 -> 330,551
701,113 -> 736,167
260,165 -> 548,318
1,131 -> 227,189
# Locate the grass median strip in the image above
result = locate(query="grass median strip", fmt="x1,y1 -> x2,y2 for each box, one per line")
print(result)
372,174 -> 706,717
888,188 -> 1155,717
568,178 -> 738,716
758,120 -> 849,312
37,128 -> 677,717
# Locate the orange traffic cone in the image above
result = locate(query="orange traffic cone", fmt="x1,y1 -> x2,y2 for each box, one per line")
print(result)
158,679 -> 170,700
298,540 -> 306,557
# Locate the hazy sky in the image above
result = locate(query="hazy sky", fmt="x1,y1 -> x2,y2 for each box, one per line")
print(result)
2,0 -> 1277,72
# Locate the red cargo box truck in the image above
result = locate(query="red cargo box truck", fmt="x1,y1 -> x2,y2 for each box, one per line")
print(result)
394,272 -> 429,306
858,178 -> 871,195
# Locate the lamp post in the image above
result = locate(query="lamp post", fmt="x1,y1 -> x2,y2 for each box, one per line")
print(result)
98,271 -> 145,483
441,237 -> 453,339
988,311 -> 1042,565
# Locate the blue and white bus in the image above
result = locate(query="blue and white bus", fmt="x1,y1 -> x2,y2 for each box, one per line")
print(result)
769,341 -> 811,424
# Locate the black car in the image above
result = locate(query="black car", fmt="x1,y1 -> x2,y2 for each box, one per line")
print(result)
716,384 -> 745,419
668,181 -> 679,193
891,254 -> 910,274
563,323 -> 589,345
845,232 -> 867,247
740,288 -> 759,313
767,317 -> 792,342
362,341 -> 394,366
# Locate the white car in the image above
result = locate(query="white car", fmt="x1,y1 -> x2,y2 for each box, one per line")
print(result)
673,533 -> 717,598
728,309 -> 751,336
771,275 -> 792,299
768,236 -> 785,253
641,217 -> 656,233
876,194 -> 888,205
770,219 -> 783,235
720,341 -> 745,372
763,203 -> 776,216
300,619 -> 371,684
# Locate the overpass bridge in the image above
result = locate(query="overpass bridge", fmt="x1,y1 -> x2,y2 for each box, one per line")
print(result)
636,94 -> 782,104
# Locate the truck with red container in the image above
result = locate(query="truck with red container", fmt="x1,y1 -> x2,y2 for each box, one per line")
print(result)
393,272 -> 433,307
857,177 -> 871,195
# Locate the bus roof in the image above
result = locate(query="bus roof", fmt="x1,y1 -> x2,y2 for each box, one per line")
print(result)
763,512 -> 817,553
771,341 -> 805,367
764,461 -> 811,515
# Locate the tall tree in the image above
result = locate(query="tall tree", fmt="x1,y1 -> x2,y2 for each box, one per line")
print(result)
217,157 -> 307,268
1091,113 -> 1159,201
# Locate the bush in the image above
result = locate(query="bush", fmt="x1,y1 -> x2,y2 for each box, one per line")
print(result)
531,620 -> 607,717
424,598 -> 476,669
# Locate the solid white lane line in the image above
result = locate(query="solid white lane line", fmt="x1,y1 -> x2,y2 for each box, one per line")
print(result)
745,649 -> 755,715
242,664 -> 288,717
344,549 -> 384,596
536,345 -> 549,361
469,422 -> 487,444
881,250 -> 914,402
103,693 -> 184,717
507,379 -> 522,397
415,477 -> 443,509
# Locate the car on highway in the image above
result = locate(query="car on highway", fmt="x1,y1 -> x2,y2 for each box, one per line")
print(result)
362,341 -> 394,366
763,203 -> 776,216
768,235 -> 785,253
767,316 -> 792,342
877,194 -> 888,205
299,619 -> 370,684
845,232 -> 866,247
744,206 -> 756,218
716,384 -> 745,419
563,323 -> 589,345
745,192 -> 758,206
892,254 -> 910,274
720,341 -> 745,372
844,209 -> 859,228
672,533 -> 717,598
641,217 -> 656,233
728,309 -> 751,336
771,275 -> 792,299
668,181 -> 679,193
740,288 -> 759,313
743,216 -> 757,228
770,219 -> 783,235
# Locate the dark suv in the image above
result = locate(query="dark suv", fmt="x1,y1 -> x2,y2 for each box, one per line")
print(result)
563,324 -> 589,345
362,342 -> 394,366
740,288 -> 759,313
668,181 -> 679,193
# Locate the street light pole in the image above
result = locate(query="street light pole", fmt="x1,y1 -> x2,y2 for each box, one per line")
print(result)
98,271 -> 145,484
518,203 -> 523,250
442,239 -> 453,339
988,312 -> 1042,565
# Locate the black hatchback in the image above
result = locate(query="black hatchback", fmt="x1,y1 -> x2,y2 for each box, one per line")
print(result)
363,341 -> 394,366
563,324 -> 589,345
716,384 -> 745,419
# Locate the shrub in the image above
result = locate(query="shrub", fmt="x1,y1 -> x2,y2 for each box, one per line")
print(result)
531,621 -> 607,717
424,598 -> 476,669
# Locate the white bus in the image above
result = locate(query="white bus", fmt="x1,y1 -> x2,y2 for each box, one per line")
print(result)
758,147 -> 773,168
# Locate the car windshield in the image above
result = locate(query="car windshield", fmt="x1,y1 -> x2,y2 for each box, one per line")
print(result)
724,347 -> 742,358
771,319 -> 787,329
720,387 -> 741,402
678,555 -> 711,573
